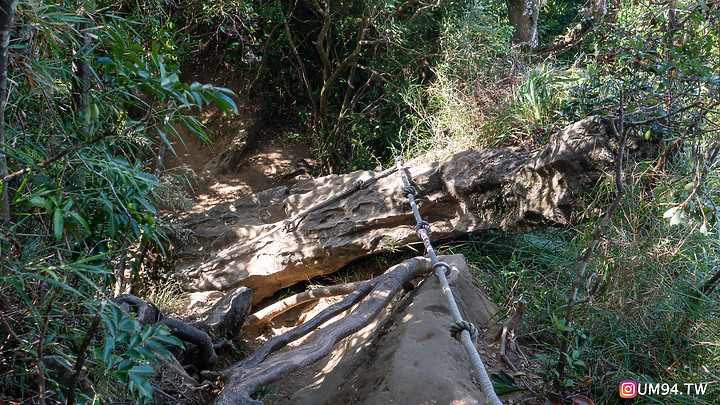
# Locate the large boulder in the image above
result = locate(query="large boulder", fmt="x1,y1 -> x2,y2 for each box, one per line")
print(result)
174,117 -> 624,302
290,254 -> 501,405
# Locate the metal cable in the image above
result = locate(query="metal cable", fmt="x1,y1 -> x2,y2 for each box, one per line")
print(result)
395,157 -> 502,405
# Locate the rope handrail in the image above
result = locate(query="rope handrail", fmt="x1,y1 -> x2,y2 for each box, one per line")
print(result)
395,156 -> 503,405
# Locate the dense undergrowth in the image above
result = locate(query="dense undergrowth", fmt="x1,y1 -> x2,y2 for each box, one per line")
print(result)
442,164 -> 720,403
1,0 -> 719,404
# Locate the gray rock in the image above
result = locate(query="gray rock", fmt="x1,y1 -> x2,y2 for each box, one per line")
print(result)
290,254 -> 499,405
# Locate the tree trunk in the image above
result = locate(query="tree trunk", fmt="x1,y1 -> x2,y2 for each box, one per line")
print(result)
506,0 -> 540,48
0,0 -> 19,223
174,117 -> 639,303
71,21 -> 91,133
534,0 -> 607,56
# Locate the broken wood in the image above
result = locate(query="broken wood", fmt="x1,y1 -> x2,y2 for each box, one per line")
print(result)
215,257 -> 433,405
244,280 -> 366,329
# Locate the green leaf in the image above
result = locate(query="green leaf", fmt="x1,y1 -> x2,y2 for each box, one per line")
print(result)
96,56 -> 115,65
116,331 -> 131,344
53,208 -> 64,241
102,313 -> 116,336
491,370 -> 523,395
102,333 -> 115,363
109,213 -> 118,237
151,331 -> 183,347
129,371 -> 154,398
119,317 -> 141,333
28,196 -> 48,208
207,90 -> 238,115
129,364 -> 155,376
65,210 -> 91,235
144,339 -> 170,359
128,43 -> 144,54
129,332 -> 142,348
126,348 -> 143,360
135,197 -> 157,215
118,359 -> 134,371
134,346 -> 158,362
140,324 -> 154,341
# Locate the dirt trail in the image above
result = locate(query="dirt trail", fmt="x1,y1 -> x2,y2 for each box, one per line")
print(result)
157,75 -> 326,399
165,63 -> 316,214
164,124 -> 314,213
160,87 -> 326,403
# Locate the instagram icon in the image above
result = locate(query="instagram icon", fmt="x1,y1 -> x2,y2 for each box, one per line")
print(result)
620,380 -> 638,398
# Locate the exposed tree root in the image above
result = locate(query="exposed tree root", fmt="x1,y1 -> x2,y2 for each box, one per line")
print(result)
115,294 -> 218,372
215,257 -> 433,405
244,280 -> 366,329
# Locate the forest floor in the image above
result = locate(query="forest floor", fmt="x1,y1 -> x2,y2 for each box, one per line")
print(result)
166,61 -> 316,214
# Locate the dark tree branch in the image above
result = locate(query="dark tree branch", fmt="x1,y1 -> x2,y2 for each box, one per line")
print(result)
280,8 -> 317,116
626,101 -> 702,128
2,129 -> 114,183
0,0 -> 19,223
534,0 -> 606,56
65,299 -> 106,405
71,21 -> 92,121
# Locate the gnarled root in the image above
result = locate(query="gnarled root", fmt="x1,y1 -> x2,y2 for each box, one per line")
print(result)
115,294 -> 218,371
214,257 -> 433,405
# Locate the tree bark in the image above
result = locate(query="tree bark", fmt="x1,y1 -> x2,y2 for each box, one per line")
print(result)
0,0 -> 19,223
71,20 -> 91,132
534,0 -> 607,56
506,0 -> 540,48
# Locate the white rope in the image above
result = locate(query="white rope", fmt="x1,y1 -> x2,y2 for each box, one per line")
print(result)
395,156 -> 503,405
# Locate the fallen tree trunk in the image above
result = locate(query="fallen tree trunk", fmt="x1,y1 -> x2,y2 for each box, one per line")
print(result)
173,117 -> 650,302
215,257 -> 433,405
